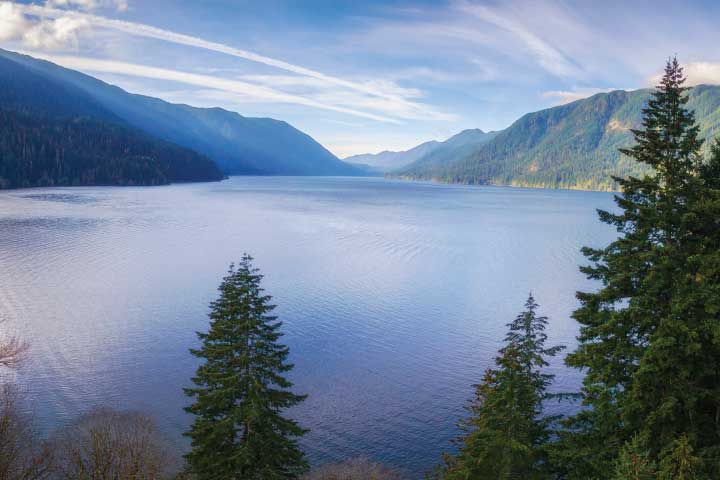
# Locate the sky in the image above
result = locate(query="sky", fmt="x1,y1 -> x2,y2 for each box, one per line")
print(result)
2,0 -> 720,157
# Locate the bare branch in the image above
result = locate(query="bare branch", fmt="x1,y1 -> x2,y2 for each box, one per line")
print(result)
0,384 -> 54,480
49,408 -> 174,479
0,318 -> 28,370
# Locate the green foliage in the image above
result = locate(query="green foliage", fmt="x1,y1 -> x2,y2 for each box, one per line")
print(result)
184,255 -> 308,480
1,49 -> 362,177
0,109 -> 223,189
395,129 -> 498,175
441,295 -> 563,480
398,84 -> 720,191
657,435 -> 700,480
613,436 -> 656,480
556,58 -> 720,479
0,53 -> 223,188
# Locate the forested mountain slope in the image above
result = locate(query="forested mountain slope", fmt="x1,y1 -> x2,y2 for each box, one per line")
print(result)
397,86 -> 720,190
396,129 -> 498,175
0,55 -> 222,188
0,49 -> 362,176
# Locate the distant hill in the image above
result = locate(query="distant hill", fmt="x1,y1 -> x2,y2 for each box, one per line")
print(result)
344,140 -> 441,173
0,55 -> 223,189
397,129 -> 498,175
0,49 -> 362,176
396,87 -> 720,191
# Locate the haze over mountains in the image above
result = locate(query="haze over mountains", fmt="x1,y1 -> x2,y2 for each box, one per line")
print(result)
344,140 -> 440,173
0,49 -> 362,188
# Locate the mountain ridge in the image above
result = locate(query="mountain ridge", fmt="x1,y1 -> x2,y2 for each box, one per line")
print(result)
394,86 -> 720,191
0,54 -> 223,188
344,140 -> 441,173
0,49 -> 363,177
400,129 -> 499,173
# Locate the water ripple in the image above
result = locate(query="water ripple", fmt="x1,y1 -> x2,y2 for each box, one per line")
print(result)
0,178 -> 615,476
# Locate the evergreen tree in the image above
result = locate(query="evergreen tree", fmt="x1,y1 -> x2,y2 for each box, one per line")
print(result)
613,436 -> 656,480
658,435 -> 700,480
441,295 -> 563,480
700,139 -> 720,189
557,58 -> 720,478
184,255 -> 308,480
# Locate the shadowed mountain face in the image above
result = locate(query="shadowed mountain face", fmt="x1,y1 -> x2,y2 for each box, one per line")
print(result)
0,50 -> 362,177
0,55 -> 223,188
397,87 -> 720,190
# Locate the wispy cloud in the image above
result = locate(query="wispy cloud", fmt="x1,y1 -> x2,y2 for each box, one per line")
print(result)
6,0 -> 719,157
24,52 -> 403,123
230,74 -> 457,121
14,2 -> 451,120
542,87 -> 617,105
5,1 -> 455,123
457,1 -> 581,79
46,0 -> 128,12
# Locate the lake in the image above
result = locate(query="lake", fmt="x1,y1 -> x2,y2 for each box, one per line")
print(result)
0,176 -> 616,476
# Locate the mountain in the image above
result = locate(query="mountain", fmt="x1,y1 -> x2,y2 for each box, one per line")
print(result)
0,49 -> 361,176
398,129 -> 499,174
396,87 -> 720,191
0,54 -> 223,189
344,140 -> 441,173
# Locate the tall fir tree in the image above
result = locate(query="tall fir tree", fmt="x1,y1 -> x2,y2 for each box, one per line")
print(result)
441,295 -> 564,480
184,255 -> 308,480
612,436 -> 656,480
555,58 -> 720,479
658,435 -> 700,480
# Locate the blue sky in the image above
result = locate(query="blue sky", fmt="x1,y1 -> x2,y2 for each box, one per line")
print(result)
2,0 -> 720,157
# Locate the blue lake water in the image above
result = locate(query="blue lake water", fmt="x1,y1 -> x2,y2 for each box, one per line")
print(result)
0,176 -> 616,476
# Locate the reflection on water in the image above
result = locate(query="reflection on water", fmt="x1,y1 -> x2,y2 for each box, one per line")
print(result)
0,177 -> 615,475
18,193 -> 100,204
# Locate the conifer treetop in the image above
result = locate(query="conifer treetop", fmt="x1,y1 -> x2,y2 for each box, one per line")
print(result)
184,254 -> 308,480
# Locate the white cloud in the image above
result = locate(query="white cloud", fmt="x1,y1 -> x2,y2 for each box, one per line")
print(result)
238,74 -> 330,89
46,0 -> 128,12
312,88 -> 458,122
646,62 -> 720,87
0,4 -> 454,123
19,4 -> 429,103
542,88 -> 616,105
22,15 -> 89,50
666,62 -> 720,87
457,1 -> 580,79
0,2 -> 28,42
0,1 -> 88,50
9,2 -> 454,124
22,52 -> 403,123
